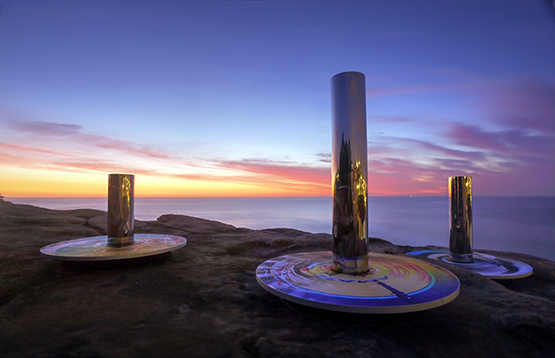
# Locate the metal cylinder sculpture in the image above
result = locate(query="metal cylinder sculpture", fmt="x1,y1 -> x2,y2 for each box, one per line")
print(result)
448,176 -> 473,263
331,71 -> 369,274
108,173 -> 135,247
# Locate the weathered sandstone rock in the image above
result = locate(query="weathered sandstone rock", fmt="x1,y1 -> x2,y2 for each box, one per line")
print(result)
1,199 -> 554,358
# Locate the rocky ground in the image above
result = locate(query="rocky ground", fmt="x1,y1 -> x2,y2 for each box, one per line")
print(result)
1,198 -> 554,358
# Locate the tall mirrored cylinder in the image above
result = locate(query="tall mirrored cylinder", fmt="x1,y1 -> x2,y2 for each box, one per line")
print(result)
448,176 -> 473,263
108,173 -> 135,247
331,71 -> 369,274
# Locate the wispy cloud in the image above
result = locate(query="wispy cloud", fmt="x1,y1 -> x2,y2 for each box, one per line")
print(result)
0,117 -> 331,195
315,152 -> 331,163
215,158 -> 330,193
0,141 -> 67,156
480,78 -> 555,135
3,119 -> 178,163
407,138 -> 487,162
448,123 -> 553,157
367,115 -> 414,124
8,120 -> 82,136
366,81 -> 478,98
78,134 -> 174,160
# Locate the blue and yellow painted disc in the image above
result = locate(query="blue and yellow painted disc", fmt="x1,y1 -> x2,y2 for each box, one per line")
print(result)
256,251 -> 460,314
40,234 -> 187,261
406,250 -> 533,279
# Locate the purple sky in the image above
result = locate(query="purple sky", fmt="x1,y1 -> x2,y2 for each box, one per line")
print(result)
0,0 -> 554,197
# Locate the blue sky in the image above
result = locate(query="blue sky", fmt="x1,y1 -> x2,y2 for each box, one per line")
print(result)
0,0 -> 554,197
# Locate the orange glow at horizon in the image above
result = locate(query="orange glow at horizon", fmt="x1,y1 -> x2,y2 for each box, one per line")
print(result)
0,167 -> 332,198
1,168 -> 449,198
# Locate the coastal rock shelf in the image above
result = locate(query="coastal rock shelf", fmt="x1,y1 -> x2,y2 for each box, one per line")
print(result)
1,198 -> 554,358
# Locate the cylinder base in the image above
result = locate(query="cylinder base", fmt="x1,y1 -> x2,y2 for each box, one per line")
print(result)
331,253 -> 369,274
448,252 -> 474,263
107,236 -> 135,247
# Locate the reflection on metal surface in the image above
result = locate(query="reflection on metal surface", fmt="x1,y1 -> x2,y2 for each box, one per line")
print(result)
108,173 -> 135,247
448,176 -> 473,263
331,71 -> 368,274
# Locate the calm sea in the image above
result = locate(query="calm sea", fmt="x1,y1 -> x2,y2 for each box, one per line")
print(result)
7,196 -> 555,261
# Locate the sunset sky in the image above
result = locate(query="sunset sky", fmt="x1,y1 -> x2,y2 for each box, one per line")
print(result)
1,0 -> 554,197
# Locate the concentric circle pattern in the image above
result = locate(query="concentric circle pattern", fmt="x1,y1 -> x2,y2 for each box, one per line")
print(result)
40,234 -> 187,261
256,251 -> 460,314
406,250 -> 533,279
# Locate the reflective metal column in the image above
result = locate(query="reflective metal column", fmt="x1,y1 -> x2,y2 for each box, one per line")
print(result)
107,173 -> 135,247
448,176 -> 473,263
331,71 -> 369,274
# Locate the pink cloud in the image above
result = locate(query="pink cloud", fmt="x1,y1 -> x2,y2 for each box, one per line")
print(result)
48,160 -> 159,176
367,114 -> 554,195
5,120 -> 176,162
448,123 -> 553,157
78,134 -> 174,160
367,159 -> 447,195
0,142 -> 67,156
410,138 -> 487,161
480,78 -> 555,135
217,159 -> 330,186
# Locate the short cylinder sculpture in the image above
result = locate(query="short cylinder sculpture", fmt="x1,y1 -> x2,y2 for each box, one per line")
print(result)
108,173 -> 135,247
331,71 -> 369,274
448,176 -> 473,263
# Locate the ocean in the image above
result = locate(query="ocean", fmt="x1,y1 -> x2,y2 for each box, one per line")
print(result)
7,196 -> 555,261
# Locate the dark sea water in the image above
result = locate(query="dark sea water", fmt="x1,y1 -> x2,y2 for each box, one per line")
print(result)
8,196 -> 555,261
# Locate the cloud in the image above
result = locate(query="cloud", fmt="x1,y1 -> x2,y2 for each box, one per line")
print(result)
77,134 -> 174,160
4,119 -> 176,161
480,78 -> 555,135
410,138 -> 487,162
315,152 -> 331,163
367,115 -> 414,124
366,81 -> 478,98
8,120 -> 82,136
0,141 -> 67,156
367,121 -> 554,196
448,123 -> 554,157
368,135 -> 487,166
367,158 -> 448,195
0,118 -> 190,179
48,160 -> 159,176
216,158 -> 330,186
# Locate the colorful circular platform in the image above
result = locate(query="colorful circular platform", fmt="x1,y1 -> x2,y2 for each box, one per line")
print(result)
406,250 -> 533,279
256,251 -> 460,314
40,234 -> 187,261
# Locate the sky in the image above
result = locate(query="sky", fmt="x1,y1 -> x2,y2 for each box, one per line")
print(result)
0,0 -> 554,197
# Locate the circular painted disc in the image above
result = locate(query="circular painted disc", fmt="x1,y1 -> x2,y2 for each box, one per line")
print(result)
256,251 -> 460,314
406,250 -> 533,279
40,234 -> 187,261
